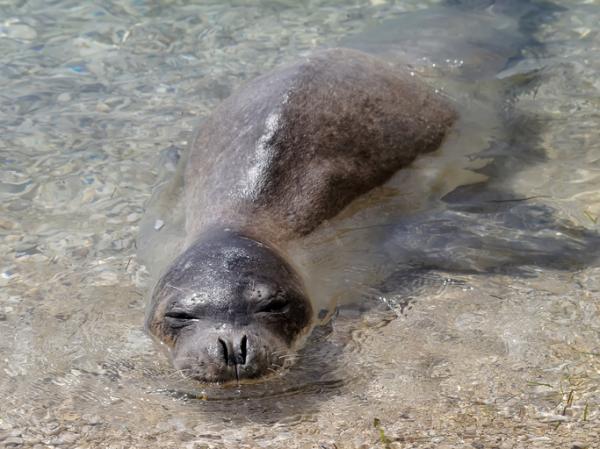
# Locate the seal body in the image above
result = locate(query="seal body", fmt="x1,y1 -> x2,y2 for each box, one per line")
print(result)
146,48 -> 456,383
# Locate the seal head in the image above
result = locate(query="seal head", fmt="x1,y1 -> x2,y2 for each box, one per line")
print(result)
146,230 -> 312,383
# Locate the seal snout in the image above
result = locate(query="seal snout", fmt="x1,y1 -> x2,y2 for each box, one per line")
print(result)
172,326 -> 287,383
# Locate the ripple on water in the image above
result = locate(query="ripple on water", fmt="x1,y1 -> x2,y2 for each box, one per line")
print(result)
1,0 -> 600,447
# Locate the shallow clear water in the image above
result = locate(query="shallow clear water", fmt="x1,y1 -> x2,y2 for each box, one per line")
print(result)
1,0 -> 600,448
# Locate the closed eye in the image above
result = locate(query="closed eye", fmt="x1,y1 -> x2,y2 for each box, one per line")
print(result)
165,311 -> 197,320
256,300 -> 289,314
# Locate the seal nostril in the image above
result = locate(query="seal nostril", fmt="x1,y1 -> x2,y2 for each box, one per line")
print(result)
217,337 -> 229,365
240,335 -> 247,365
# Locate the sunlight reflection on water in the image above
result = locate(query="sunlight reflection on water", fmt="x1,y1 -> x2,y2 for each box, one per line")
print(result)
1,0 -> 600,447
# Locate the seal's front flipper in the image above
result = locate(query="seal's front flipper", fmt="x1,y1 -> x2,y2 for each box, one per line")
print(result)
384,203 -> 600,276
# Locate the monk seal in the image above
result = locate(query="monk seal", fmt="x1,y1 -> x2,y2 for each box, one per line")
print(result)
145,48 -> 456,383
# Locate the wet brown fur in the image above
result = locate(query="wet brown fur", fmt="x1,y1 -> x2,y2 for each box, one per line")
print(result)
184,48 -> 457,245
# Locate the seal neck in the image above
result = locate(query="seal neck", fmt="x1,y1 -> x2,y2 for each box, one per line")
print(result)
187,226 -> 286,257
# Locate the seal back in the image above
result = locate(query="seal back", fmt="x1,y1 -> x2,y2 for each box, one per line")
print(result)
185,48 -> 456,243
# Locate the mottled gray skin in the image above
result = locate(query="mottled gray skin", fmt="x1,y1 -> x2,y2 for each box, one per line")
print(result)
146,48 -> 456,383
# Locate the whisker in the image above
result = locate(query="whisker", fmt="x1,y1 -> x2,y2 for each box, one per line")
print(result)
164,368 -> 192,379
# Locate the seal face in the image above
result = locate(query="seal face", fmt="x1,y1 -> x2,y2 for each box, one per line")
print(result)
146,230 -> 312,383
145,48 -> 456,383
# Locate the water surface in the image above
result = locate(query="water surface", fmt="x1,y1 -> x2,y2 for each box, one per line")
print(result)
1,0 -> 600,448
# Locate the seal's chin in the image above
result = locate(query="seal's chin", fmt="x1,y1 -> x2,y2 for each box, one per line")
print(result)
171,325 -> 293,384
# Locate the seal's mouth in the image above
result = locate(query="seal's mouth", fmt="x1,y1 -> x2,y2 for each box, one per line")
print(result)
186,354 -> 297,387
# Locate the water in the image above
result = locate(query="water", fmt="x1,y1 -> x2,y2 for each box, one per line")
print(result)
1,0 -> 599,448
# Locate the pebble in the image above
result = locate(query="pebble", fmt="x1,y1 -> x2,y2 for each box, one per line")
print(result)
97,270 -> 118,285
57,93 -> 71,102
0,21 -> 37,40
22,434 -> 41,445
539,414 -> 570,422
177,432 -> 196,442
96,102 -> 111,113
154,219 -> 165,231
0,217 -> 15,230
4,436 -> 24,447
1,269 -> 15,279
84,414 -> 102,425
126,212 -> 141,223
41,422 -> 62,436
49,431 -> 79,445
